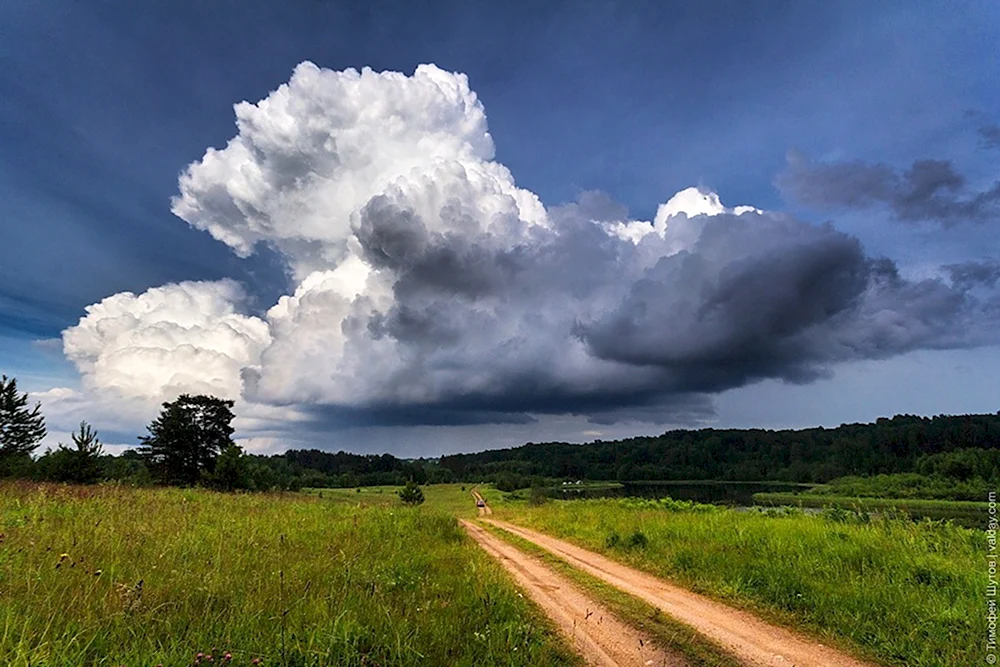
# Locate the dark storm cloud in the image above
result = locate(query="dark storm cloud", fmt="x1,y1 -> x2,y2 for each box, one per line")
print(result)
777,152 -> 1000,226
336,191 -> 999,426
579,215 -> 868,389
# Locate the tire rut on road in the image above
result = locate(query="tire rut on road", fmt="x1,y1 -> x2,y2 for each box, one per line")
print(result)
484,519 -> 875,667
461,520 -> 689,667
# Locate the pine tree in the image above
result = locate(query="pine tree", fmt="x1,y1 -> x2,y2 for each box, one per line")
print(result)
139,394 -> 235,486
61,421 -> 104,483
0,375 -> 46,463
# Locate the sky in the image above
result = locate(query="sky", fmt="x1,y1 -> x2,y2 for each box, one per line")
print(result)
2,0 -> 999,456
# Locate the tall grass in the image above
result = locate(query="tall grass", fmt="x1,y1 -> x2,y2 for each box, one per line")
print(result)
0,481 -> 577,666
754,491 -> 986,526
495,496 -> 982,667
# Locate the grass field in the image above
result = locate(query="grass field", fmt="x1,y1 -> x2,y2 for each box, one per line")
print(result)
0,481 -> 577,667
492,496 -> 982,667
753,491 -> 987,526
305,484 -> 483,518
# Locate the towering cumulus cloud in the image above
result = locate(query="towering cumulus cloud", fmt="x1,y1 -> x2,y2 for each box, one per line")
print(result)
58,62 -> 999,430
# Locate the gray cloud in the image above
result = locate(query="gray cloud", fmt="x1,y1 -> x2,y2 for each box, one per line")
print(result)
330,189 -> 997,424
979,123 -> 1000,150
777,152 -> 1000,226
944,259 -> 1000,291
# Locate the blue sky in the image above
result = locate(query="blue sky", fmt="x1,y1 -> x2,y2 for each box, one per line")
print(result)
2,1 -> 999,454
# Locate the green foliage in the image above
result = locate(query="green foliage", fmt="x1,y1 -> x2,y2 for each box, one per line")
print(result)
204,443 -> 250,491
0,375 -> 46,464
753,492 -> 986,526
68,421 -> 103,483
602,527 -> 648,550
618,496 -> 720,512
33,422 -> 104,484
397,479 -> 425,505
440,412 -> 1000,484
528,485 -> 549,506
917,446 -> 1000,481
0,482 -> 576,666
812,471 -> 989,501
625,529 -> 648,549
497,497 -> 981,666
139,394 -> 236,485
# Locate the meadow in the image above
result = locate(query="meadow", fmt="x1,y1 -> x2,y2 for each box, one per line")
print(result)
492,495 -> 982,667
753,491 -> 987,526
0,482 -> 577,667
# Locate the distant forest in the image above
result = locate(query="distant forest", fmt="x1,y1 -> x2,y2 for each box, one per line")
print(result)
244,412 -> 1000,489
438,412 -> 1000,487
10,411 -> 1000,491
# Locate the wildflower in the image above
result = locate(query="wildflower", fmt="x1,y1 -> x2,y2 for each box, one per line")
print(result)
223,653 -> 232,662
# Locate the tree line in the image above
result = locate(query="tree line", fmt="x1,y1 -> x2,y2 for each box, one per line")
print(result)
3,373 -> 999,493
0,375 -> 448,490
438,412 -> 1000,489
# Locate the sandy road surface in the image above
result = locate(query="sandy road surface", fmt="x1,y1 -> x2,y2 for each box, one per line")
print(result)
485,520 -> 875,667
462,520 -> 688,666
471,488 -> 493,515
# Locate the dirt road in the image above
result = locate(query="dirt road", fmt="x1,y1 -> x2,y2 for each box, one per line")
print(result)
485,519 -> 874,667
470,488 -> 493,515
461,520 -> 688,666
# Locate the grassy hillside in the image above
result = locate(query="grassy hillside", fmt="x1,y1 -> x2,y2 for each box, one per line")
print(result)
0,482 -> 576,667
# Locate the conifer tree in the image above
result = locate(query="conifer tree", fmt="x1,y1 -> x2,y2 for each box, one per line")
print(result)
139,394 -> 235,485
0,375 -> 46,462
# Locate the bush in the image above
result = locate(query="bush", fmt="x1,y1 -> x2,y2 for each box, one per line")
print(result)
626,529 -> 649,549
398,480 -> 425,505
528,486 -> 549,506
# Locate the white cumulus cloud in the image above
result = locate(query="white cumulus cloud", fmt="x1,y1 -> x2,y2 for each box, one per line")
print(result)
62,280 -> 270,400
52,62 -> 1000,435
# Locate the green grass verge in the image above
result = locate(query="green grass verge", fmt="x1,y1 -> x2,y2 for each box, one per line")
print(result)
0,481 -> 578,667
494,496 -> 980,667
481,523 -> 742,667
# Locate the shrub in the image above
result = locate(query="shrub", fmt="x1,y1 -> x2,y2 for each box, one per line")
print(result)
528,486 -> 549,506
398,480 -> 425,505
626,529 -> 649,549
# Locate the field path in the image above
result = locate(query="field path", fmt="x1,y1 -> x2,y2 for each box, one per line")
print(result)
484,519 -> 875,667
461,520 -> 688,666
471,488 -> 493,515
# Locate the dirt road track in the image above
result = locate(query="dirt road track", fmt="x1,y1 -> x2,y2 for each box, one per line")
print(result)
461,520 -> 688,666
485,519 -> 875,667
471,488 -> 493,515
